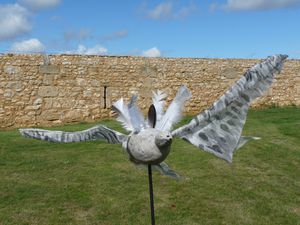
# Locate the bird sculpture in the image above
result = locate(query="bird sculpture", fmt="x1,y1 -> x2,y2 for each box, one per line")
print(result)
20,54 -> 288,179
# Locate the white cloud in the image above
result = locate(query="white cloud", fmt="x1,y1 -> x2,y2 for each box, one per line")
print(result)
216,0 -> 300,11
143,47 -> 161,57
148,2 -> 173,19
0,3 -> 31,40
64,29 -> 92,41
0,1 -> 61,40
143,1 -> 197,20
19,0 -> 61,11
10,38 -> 46,53
103,29 -> 128,41
65,44 -> 108,55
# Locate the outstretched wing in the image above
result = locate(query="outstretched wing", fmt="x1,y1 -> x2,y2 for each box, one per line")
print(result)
172,54 -> 288,162
20,125 -> 127,144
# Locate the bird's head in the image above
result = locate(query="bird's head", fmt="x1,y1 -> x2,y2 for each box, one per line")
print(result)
155,131 -> 172,148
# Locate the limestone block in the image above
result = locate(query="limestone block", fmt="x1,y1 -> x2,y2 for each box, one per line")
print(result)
64,109 -> 84,122
88,67 -> 98,74
220,67 -> 239,79
91,79 -> 100,87
43,74 -> 54,85
83,90 -> 92,97
16,102 -> 25,107
38,86 -> 58,97
33,98 -> 43,105
89,104 -> 101,109
74,100 -> 86,109
25,105 -> 41,111
60,99 -> 76,108
40,110 -> 61,121
83,110 -> 90,117
3,90 -> 14,97
6,81 -> 23,91
44,98 -> 53,109
76,78 -> 87,86
4,65 -> 21,75
53,101 -> 61,108
77,67 -> 87,75
39,65 -> 60,74
70,87 -> 81,97
296,85 -> 300,94
15,115 -> 33,125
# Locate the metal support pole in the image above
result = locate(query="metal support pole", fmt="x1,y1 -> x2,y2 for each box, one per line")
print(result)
148,164 -> 155,225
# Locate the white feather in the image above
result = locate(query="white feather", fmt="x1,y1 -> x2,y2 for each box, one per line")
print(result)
128,95 -> 145,132
112,98 -> 134,132
152,90 -> 167,126
156,85 -> 191,131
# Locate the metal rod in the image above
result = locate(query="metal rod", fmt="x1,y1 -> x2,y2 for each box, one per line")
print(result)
148,164 -> 155,225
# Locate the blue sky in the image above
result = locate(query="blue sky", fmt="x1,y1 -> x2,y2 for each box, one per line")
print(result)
0,0 -> 300,58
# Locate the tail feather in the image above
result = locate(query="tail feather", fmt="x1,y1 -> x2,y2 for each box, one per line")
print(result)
112,98 -> 134,132
128,95 -> 145,132
152,90 -> 167,125
156,85 -> 191,131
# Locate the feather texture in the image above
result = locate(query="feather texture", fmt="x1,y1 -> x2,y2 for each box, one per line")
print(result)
128,95 -> 145,132
20,125 -> 127,144
172,54 -> 288,162
112,98 -> 134,132
152,90 -> 167,125
156,85 -> 191,131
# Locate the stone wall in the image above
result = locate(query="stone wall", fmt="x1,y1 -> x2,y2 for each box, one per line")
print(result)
0,54 -> 299,128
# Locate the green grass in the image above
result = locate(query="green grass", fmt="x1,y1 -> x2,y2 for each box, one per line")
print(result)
0,107 -> 300,225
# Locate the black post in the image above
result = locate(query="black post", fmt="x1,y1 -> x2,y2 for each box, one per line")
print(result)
148,164 -> 155,225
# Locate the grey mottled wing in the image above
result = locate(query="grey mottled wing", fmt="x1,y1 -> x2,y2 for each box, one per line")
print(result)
134,162 -> 181,180
172,54 -> 288,162
152,162 -> 181,180
236,136 -> 261,150
20,125 -> 127,144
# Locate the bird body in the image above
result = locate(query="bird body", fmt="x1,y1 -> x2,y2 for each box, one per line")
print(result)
126,128 -> 172,165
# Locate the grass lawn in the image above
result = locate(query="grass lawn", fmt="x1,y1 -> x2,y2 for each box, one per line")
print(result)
0,107 -> 300,225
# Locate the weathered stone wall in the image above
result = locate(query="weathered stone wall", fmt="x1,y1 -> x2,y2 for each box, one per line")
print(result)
0,54 -> 299,128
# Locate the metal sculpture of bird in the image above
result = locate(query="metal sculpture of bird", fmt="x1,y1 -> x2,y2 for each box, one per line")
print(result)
19,54 -> 288,179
